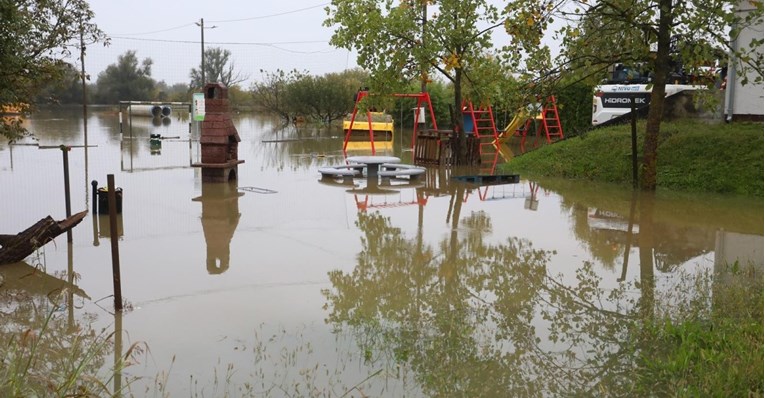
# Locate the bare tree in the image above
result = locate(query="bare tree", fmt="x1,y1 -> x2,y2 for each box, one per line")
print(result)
190,47 -> 249,89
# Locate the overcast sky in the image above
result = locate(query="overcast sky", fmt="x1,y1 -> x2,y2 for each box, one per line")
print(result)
85,1 -> 353,86
84,1 -> 522,87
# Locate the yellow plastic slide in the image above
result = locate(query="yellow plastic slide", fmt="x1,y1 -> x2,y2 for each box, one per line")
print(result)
498,109 -> 529,143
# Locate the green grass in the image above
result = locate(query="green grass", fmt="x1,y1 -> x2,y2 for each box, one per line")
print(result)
501,120 -> 764,196
633,263 -> 764,396
0,292 -> 144,398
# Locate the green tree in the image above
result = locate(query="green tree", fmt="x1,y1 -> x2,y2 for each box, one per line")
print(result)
227,84 -> 256,111
94,50 -> 156,104
286,69 -> 367,124
0,0 -> 105,141
503,0 -> 764,190
324,0 -> 505,163
33,62 -> 84,105
250,69 -> 304,122
189,47 -> 248,90
155,82 -> 193,103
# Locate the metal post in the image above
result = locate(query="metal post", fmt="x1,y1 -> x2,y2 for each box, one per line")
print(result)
107,174 -> 123,311
91,180 -> 98,214
188,105 -> 193,166
61,145 -> 72,242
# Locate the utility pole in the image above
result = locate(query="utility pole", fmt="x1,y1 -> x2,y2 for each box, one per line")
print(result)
199,18 -> 206,85
79,20 -> 88,150
196,18 -> 217,87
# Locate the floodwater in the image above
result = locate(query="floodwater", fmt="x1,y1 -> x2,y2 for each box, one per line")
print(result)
0,107 -> 762,397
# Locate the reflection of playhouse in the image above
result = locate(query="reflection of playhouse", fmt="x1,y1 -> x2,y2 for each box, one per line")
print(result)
192,182 -> 243,275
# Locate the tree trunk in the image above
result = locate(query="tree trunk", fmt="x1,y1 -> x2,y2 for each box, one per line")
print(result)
641,0 -> 673,191
453,69 -> 467,165
0,211 -> 87,265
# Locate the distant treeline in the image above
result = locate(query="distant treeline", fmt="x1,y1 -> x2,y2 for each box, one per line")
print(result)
39,50 -> 593,132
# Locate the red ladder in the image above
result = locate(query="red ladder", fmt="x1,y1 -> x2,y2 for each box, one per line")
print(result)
462,101 -> 499,173
539,96 -> 564,143
515,117 -> 535,147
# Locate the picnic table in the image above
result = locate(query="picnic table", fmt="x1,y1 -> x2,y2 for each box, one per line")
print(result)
345,155 -> 401,177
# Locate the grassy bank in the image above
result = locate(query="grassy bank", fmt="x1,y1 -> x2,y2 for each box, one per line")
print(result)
500,120 -> 764,196
633,263 -> 763,396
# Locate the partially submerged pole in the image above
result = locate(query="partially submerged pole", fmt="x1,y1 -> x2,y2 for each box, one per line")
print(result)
61,145 -> 73,242
107,174 -> 123,311
91,180 -> 98,214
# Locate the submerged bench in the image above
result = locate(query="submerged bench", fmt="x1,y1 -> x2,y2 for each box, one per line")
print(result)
318,164 -> 366,183
378,163 -> 426,182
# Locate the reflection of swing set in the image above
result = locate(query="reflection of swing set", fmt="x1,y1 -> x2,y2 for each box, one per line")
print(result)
352,189 -> 429,212
460,180 -> 545,210
349,180 -> 546,212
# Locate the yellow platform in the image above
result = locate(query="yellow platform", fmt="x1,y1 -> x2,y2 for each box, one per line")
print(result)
343,112 -> 394,153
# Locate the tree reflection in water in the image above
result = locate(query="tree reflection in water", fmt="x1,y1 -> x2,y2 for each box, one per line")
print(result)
323,204 -> 667,396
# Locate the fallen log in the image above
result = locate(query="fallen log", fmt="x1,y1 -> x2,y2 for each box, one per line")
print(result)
0,210 -> 87,265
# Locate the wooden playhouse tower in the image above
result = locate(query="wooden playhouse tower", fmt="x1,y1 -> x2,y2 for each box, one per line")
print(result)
192,83 -> 244,182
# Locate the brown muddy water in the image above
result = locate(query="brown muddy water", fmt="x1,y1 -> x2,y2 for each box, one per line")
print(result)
0,107 -> 762,397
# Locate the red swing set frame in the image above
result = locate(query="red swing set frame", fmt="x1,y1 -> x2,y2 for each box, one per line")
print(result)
343,90 -> 439,155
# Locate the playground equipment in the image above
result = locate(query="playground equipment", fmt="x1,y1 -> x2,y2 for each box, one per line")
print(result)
462,96 -> 563,152
461,101 -> 506,173
342,111 -> 394,153
344,90 -> 438,155
512,96 -> 564,144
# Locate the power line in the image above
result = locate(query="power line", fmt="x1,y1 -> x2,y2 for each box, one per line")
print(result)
107,36 -> 339,54
106,3 -> 329,36
208,3 -> 329,23
110,23 -> 197,36
109,36 -> 331,46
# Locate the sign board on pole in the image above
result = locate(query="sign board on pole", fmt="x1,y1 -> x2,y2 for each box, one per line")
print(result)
192,93 -> 205,121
